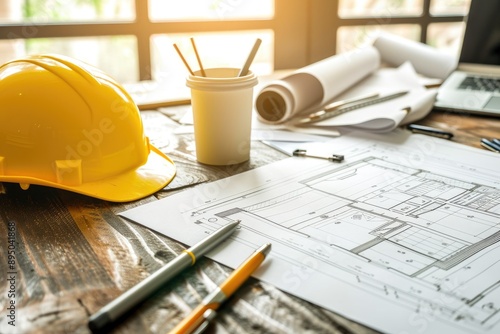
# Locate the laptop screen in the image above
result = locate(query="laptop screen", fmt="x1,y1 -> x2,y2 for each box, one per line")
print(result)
459,0 -> 500,66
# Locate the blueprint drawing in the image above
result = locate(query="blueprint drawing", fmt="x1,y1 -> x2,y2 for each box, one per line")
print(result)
122,132 -> 500,334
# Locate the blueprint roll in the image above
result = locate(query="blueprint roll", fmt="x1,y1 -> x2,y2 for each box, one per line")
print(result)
255,46 -> 380,124
373,32 -> 457,80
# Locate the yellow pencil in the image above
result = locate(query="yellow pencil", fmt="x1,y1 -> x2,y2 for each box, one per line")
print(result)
169,243 -> 272,334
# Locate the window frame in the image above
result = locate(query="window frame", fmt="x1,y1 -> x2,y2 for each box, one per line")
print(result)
0,0 -> 467,81
309,0 -> 466,62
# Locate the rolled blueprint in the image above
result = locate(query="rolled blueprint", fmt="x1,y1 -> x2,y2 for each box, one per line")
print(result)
255,46 -> 381,124
373,32 -> 457,80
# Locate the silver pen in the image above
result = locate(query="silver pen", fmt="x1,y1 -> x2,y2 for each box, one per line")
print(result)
88,220 -> 240,333
298,90 -> 409,124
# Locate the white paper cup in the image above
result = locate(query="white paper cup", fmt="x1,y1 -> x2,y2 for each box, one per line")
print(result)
186,68 -> 258,165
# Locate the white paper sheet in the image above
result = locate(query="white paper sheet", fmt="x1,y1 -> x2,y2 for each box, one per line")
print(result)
290,62 -> 437,133
121,131 -> 500,334
255,32 -> 455,125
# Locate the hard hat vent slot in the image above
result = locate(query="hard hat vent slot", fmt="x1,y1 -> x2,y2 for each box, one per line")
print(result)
55,159 -> 83,186
0,157 -> 4,175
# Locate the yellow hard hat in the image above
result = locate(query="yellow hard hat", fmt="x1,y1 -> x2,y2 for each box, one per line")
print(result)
0,54 -> 176,202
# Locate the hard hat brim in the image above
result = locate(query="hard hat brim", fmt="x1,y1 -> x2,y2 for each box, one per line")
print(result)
1,145 -> 176,202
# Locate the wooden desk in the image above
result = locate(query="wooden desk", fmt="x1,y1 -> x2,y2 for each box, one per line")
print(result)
1,107 -> 499,334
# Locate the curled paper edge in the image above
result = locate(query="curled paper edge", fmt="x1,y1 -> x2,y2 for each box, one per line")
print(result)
255,46 -> 380,124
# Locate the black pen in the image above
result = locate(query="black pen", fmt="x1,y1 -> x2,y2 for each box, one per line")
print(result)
480,138 -> 500,153
407,124 -> 454,140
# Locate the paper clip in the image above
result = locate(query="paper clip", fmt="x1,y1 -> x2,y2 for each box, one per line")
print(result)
293,149 -> 344,162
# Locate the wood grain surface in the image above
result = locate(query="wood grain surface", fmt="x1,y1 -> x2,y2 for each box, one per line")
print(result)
0,107 -> 499,334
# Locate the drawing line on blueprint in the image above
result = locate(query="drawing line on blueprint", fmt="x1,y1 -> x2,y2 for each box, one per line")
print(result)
189,153 -> 500,331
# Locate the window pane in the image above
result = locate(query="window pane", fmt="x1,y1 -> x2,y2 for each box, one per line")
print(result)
337,25 -> 421,53
151,30 -> 274,82
430,0 -> 471,15
0,40 -> 24,64
1,36 -> 138,83
0,1 -> 22,22
427,22 -> 465,56
149,0 -> 274,21
339,0 -> 423,17
0,0 -> 135,23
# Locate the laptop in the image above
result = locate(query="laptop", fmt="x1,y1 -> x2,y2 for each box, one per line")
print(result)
434,0 -> 500,116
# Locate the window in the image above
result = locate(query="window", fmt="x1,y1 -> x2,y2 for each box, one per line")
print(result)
0,0 -> 470,84
309,0 -> 470,62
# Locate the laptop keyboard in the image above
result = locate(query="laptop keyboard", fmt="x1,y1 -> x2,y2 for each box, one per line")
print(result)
458,75 -> 500,92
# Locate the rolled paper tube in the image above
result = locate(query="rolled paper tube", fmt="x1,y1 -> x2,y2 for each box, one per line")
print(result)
373,32 -> 457,80
255,46 -> 381,124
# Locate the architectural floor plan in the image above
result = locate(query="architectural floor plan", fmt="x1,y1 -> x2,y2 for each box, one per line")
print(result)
123,131 -> 500,334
